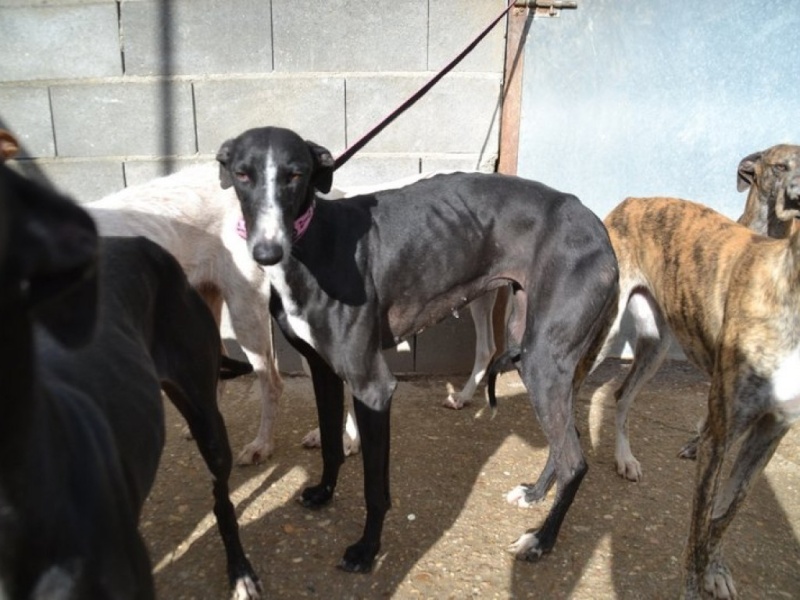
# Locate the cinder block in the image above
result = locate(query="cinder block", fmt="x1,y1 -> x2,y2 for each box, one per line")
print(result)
0,86 -> 55,157
272,0 -> 427,72
428,0 -> 507,72
123,158 -> 209,186
193,77 -> 346,154
271,327 -> 305,374
415,313 -> 477,375
332,154 -> 420,189
421,154 -> 497,174
9,159 -> 125,204
122,0 -> 272,76
50,82 -> 196,157
384,339 -> 415,374
346,74 -> 502,154
0,3 -> 121,81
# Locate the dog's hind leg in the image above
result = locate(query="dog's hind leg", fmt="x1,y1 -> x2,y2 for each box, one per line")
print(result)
445,289 -> 499,409
155,279 -> 261,596
613,291 -> 671,481
507,345 -> 587,562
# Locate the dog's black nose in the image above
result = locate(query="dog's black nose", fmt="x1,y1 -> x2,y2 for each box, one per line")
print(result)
252,242 -> 283,266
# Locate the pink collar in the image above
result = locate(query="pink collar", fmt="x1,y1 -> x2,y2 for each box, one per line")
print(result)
236,201 -> 315,243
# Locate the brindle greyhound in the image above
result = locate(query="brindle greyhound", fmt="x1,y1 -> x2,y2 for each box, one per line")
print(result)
601,193 -> 800,599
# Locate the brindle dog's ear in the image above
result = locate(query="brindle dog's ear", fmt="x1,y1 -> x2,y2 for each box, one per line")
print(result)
216,139 -> 234,190
306,140 -> 335,194
737,150 -> 762,193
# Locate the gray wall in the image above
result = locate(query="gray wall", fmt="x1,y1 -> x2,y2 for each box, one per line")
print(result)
516,0 -> 800,359
0,0 -> 507,374
518,0 -> 800,221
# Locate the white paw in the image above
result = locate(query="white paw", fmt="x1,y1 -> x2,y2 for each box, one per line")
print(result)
704,561 -> 736,599
506,485 -> 534,508
343,434 -> 361,456
615,454 -> 642,482
301,427 -> 321,448
236,439 -> 273,465
301,428 -> 360,457
443,392 -> 467,410
507,531 -> 542,560
231,576 -> 262,600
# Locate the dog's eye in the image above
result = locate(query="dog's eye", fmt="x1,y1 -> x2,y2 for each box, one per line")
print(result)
772,163 -> 788,173
289,172 -> 303,183
235,171 -> 250,183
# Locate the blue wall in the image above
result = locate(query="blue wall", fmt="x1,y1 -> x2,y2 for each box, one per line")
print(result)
518,0 -> 800,220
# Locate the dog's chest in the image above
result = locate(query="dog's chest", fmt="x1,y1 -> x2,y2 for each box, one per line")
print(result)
269,266 -> 315,349
770,345 -> 800,423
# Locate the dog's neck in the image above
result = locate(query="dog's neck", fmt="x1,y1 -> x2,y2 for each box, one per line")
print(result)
293,198 -> 315,242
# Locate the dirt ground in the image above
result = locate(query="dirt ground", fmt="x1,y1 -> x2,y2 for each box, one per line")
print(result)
142,359 -> 800,599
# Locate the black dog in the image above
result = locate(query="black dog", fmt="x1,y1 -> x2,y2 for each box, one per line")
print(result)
0,164 -> 260,599
216,126 -> 619,573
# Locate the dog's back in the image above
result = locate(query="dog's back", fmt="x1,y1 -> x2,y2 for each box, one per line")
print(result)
604,196 -> 773,372
87,164 -> 240,286
345,172 -> 615,342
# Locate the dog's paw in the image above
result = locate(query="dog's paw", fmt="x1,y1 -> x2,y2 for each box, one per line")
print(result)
301,427 -> 321,448
506,484 -> 546,507
299,483 -> 334,509
236,439 -> 274,465
230,575 -> 262,599
615,455 -> 642,482
301,429 -> 360,456
343,434 -> 361,456
337,541 -> 379,573
507,531 -> 547,562
703,559 -> 736,599
678,436 -> 699,460
443,392 -> 468,410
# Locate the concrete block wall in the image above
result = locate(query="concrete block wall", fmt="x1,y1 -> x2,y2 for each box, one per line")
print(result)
0,0 -> 507,375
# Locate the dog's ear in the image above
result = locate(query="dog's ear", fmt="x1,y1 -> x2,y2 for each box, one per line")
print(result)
1,164 -> 99,347
216,139 -> 234,190
306,140 -> 335,193
737,150 -> 762,193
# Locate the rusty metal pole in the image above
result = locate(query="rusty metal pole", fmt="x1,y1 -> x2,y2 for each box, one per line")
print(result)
493,6 -> 531,357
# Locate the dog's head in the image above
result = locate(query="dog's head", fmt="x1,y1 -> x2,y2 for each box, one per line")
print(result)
216,126 -> 334,266
0,163 -> 99,347
737,144 -> 800,233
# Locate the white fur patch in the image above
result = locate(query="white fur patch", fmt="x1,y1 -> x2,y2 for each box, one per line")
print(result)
249,148 -> 289,258
507,531 -> 542,559
771,345 -> 800,423
268,265 -> 315,349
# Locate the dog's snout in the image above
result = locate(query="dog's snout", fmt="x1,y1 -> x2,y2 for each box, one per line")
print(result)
252,241 -> 283,266
788,174 -> 800,200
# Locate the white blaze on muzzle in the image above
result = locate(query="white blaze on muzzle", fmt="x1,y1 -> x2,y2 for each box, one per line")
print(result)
248,147 -> 289,260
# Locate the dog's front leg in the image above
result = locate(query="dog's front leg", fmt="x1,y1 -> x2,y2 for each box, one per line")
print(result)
683,371 -> 730,599
338,394 -> 393,573
300,351 -> 345,508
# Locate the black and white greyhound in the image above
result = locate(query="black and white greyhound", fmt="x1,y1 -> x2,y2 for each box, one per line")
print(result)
0,164 -> 260,599
216,126 -> 619,573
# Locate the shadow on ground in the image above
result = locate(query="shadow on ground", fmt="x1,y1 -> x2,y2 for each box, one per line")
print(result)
142,359 -> 800,599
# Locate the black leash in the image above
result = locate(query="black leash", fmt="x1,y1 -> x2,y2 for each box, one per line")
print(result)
333,1 -> 517,171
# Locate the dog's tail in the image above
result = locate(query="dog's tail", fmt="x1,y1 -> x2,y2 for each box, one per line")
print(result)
486,346 -> 521,417
220,355 -> 254,380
